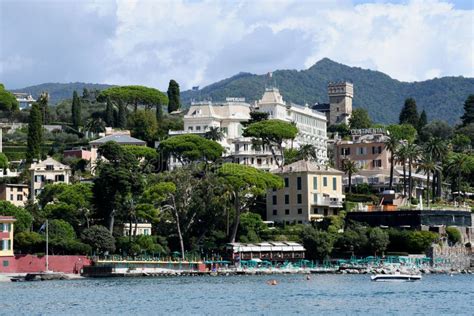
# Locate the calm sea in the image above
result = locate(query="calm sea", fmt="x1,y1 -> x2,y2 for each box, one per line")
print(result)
1,274 -> 472,315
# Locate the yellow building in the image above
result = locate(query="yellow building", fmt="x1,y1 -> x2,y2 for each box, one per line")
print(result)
267,160 -> 345,224
0,216 -> 15,257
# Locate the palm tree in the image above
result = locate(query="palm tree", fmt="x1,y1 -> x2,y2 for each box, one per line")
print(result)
341,159 -> 359,193
405,142 -> 420,200
395,144 -> 409,196
417,153 -> 440,207
85,117 -> 106,135
297,144 -> 317,161
204,127 -> 224,141
425,138 -> 448,199
384,134 -> 400,190
446,153 -> 474,200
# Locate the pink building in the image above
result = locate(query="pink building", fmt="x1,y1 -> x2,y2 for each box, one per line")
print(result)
63,148 -> 92,160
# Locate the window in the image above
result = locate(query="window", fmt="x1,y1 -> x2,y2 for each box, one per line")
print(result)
3,260 -> 8,267
235,144 -> 240,152
143,229 -> 150,236
284,178 -> 289,188
341,147 -> 351,156
373,160 -> 382,168
313,177 -> 317,190
284,195 -> 289,204
272,195 -> 277,205
297,177 -> 302,190
196,126 -> 201,131
297,194 -> 302,204
324,209 -> 328,216
356,147 -> 367,155
323,177 -> 328,187
313,208 -> 318,214
55,175 -> 65,182
332,177 -> 337,191
273,209 -> 277,216
10,194 -> 13,201
188,126 -> 193,131
17,195 -> 23,201
17,187 -> 22,192
46,165 -> 54,171
297,208 -> 302,214
297,220 -> 303,224
372,146 -> 382,154
285,209 -> 290,215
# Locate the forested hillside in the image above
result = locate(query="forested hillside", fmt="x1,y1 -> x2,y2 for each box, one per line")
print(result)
182,58 -> 474,124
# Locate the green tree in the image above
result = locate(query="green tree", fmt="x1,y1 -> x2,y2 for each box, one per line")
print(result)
349,108 -> 372,129
159,134 -> 224,164
241,111 -> 269,127
297,144 -> 317,161
117,100 -> 127,128
81,225 -> 116,254
387,124 -> 417,143
328,123 -> 350,138
204,127 -> 224,141
48,219 -> 76,241
399,97 -> 419,127
341,159 -> 358,193
368,227 -> 389,256
0,153 -> 8,169
460,94 -> 474,126
0,83 -> 19,111
405,142 -> 420,199
384,133 -> 400,190
238,212 -> 267,243
446,152 -> 474,200
417,152 -> 440,206
452,134 -> 471,152
425,138 -> 449,199
243,119 -> 298,168
26,102 -> 43,163
445,226 -> 461,245
37,92 -> 51,124
98,85 -> 168,112
127,110 -> 158,144
406,231 -> 437,253
71,90 -> 82,130
105,97 -> 115,127
418,109 -> 427,132
218,163 -> 283,243
155,98 -> 163,122
84,117 -> 106,134
0,201 -> 33,233
419,120 -> 453,143
15,231 -> 44,254
301,226 -> 334,260
167,80 -> 181,113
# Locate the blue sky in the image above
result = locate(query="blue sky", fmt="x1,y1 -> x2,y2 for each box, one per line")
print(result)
1,0 -> 473,90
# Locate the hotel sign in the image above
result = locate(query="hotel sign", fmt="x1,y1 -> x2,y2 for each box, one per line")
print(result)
226,97 -> 246,102
350,128 -> 386,135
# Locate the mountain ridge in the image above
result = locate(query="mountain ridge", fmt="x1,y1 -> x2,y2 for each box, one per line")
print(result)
8,59 -> 474,124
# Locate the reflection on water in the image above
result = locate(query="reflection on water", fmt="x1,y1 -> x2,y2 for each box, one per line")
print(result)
1,274 -> 473,315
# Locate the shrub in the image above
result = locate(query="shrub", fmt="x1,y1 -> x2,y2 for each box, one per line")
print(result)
446,226 -> 462,245
345,193 -> 379,204
81,225 -> 116,254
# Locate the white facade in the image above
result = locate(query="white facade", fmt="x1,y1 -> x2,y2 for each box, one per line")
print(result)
123,223 -> 152,236
13,92 -> 35,110
256,88 -> 328,164
29,157 -> 71,202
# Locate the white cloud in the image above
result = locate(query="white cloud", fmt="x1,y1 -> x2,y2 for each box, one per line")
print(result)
1,0 -> 472,89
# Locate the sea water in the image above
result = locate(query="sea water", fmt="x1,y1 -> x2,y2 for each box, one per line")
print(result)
1,274 -> 473,315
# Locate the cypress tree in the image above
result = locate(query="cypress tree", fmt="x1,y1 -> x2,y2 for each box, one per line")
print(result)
26,103 -> 43,163
460,94 -> 474,126
399,98 -> 419,127
71,91 -> 82,130
37,92 -> 50,124
156,98 -> 163,122
105,97 -> 115,127
167,80 -> 181,113
117,100 -> 127,128
418,109 -> 427,131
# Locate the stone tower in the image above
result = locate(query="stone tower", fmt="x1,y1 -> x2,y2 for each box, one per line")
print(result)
328,82 -> 353,126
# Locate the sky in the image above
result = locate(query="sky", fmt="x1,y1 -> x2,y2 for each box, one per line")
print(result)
0,0 -> 473,90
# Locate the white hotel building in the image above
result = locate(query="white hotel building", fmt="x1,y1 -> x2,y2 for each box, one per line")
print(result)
168,88 -> 328,170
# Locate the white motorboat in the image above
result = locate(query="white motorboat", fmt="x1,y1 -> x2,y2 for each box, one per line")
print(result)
371,274 -> 422,282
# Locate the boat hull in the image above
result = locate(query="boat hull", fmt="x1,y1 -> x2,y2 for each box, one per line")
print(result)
371,274 -> 422,282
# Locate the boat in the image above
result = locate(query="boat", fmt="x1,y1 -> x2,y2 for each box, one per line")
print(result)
371,274 -> 422,282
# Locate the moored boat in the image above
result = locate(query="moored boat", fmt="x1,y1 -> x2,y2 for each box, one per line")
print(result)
371,274 -> 421,282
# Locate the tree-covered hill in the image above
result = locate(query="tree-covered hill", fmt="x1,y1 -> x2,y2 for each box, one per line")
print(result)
182,58 -> 474,124
11,82 -> 114,106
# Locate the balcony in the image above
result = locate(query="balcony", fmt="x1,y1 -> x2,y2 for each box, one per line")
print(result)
312,195 -> 343,208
